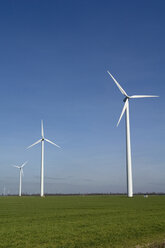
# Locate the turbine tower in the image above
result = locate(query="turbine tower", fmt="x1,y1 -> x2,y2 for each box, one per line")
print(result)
27,120 -> 60,197
107,71 -> 158,197
13,161 -> 27,196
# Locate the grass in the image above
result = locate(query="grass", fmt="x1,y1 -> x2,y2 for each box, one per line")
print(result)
0,195 -> 165,248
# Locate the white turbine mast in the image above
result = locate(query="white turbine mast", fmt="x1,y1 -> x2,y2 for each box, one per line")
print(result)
27,120 -> 60,197
107,71 -> 158,197
12,161 -> 27,197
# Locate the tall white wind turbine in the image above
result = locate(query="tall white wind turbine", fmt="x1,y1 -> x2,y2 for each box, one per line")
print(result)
13,161 -> 27,197
107,71 -> 158,197
27,120 -> 60,197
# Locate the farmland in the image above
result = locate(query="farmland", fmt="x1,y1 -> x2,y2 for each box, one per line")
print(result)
0,195 -> 164,248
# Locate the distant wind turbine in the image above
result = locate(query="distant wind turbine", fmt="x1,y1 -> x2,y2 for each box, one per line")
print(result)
27,120 -> 60,197
12,161 -> 27,197
107,71 -> 158,197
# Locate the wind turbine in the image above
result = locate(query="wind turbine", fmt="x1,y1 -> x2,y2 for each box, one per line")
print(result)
107,71 -> 158,197
27,120 -> 60,197
12,161 -> 27,197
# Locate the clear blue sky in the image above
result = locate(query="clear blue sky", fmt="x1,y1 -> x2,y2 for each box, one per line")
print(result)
0,0 -> 164,194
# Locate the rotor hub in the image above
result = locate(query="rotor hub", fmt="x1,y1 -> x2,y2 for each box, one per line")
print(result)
123,96 -> 128,102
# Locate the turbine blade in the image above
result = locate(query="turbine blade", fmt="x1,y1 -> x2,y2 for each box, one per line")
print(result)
27,139 -> 42,149
107,71 -> 128,97
130,95 -> 159,99
21,161 -> 28,168
12,165 -> 20,169
21,168 -> 24,177
45,138 -> 61,148
117,99 -> 128,127
41,120 -> 44,138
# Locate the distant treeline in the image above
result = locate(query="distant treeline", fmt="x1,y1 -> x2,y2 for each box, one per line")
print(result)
1,192 -> 165,196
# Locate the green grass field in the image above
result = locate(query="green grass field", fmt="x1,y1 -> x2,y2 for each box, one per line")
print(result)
0,195 -> 165,248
